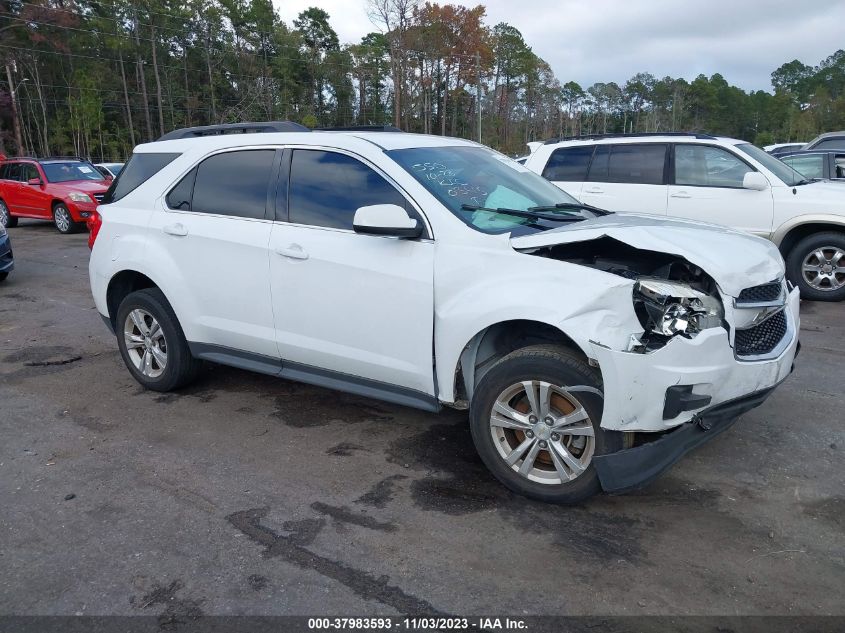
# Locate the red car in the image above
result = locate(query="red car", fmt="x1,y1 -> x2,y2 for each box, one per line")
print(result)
0,155 -> 110,234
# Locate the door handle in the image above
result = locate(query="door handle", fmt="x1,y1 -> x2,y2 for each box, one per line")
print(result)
276,244 -> 309,260
163,223 -> 188,236
670,191 -> 691,199
584,187 -> 604,194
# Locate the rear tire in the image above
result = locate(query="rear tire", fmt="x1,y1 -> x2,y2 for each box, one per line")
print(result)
53,203 -> 81,234
0,272 -> 7,282
115,288 -> 201,392
469,344 -> 623,504
0,200 -> 16,228
786,232 -> 845,302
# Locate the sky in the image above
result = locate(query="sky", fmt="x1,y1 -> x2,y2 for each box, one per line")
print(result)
272,0 -> 845,92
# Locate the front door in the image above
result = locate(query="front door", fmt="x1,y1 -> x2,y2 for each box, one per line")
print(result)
17,163 -> 51,216
666,144 -> 774,237
269,148 -> 435,397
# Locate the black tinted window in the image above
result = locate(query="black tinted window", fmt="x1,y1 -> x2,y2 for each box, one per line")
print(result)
190,150 -> 275,219
812,138 -> 845,151
586,146 -> 609,181
289,150 -> 406,230
0,163 -> 20,180
108,152 -> 180,202
166,168 -> 197,210
542,146 -> 594,181
606,144 -> 666,184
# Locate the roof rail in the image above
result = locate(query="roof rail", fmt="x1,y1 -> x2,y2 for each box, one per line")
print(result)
316,125 -> 403,133
543,131 -> 716,145
39,156 -> 87,161
157,121 -> 309,142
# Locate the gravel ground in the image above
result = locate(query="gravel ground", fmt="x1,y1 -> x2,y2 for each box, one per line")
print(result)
0,220 -> 842,619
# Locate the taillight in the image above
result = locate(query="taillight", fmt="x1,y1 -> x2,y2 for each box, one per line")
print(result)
87,210 -> 102,250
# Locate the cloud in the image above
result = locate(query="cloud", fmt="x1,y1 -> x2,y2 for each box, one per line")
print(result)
272,0 -> 845,91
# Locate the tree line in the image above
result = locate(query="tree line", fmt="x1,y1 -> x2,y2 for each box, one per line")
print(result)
1,0 -> 843,160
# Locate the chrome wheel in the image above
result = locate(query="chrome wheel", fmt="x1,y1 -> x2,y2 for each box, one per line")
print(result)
0,201 -> 9,227
54,206 -> 71,232
489,380 -> 595,485
123,309 -> 168,378
802,247 -> 845,292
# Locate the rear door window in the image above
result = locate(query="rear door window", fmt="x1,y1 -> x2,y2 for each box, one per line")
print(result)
1,163 -> 22,181
606,144 -> 667,185
106,152 -> 180,203
189,150 -> 276,219
542,146 -> 594,181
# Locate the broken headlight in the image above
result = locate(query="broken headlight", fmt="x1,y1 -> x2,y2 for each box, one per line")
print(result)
631,278 -> 724,351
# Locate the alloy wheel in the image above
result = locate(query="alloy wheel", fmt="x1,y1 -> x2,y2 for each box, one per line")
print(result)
0,201 -> 9,227
489,380 -> 595,485
54,206 -> 71,233
802,246 -> 845,292
123,309 -> 168,378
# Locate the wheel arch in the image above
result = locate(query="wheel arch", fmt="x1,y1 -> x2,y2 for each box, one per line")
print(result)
105,269 -> 160,330
449,319 -> 593,407
775,219 -> 845,257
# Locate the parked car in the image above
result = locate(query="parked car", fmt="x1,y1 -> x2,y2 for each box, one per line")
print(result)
779,150 -> 845,182
0,156 -> 110,233
764,142 -> 806,157
524,132 -> 845,301
0,223 -> 13,282
804,131 -> 845,151
89,122 -> 799,504
94,162 -> 125,179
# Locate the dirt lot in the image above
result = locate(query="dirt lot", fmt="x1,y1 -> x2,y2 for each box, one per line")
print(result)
1,220 -> 843,619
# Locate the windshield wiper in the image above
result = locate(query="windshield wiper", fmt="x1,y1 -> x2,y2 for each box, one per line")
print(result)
529,202 -> 613,216
460,204 -> 585,223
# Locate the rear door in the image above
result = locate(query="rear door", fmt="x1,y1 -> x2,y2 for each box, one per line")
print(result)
0,163 -> 24,213
578,143 -> 669,214
149,148 -> 280,358
666,144 -> 774,236
539,145 -> 593,199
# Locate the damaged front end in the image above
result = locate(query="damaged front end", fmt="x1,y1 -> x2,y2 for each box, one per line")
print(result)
529,236 -> 727,353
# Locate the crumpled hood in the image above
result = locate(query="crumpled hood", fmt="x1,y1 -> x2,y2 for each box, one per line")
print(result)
510,213 -> 784,297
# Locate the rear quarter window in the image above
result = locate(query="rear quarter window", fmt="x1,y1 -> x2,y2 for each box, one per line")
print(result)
105,152 -> 180,203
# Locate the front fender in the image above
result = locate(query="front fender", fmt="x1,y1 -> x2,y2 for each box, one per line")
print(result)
433,243 -> 640,403
771,214 -> 845,247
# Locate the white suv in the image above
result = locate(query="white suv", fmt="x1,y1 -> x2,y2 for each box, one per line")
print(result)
89,123 -> 799,503
524,133 -> 845,301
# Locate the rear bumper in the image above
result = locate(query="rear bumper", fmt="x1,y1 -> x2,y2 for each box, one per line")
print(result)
0,233 -> 13,273
593,379 -> 786,493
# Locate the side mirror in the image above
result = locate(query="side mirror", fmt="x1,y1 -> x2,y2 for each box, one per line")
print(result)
353,204 -> 422,239
27,177 -> 42,186
743,172 -> 769,191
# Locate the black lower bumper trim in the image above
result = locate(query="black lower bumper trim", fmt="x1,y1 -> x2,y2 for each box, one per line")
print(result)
594,385 -> 777,493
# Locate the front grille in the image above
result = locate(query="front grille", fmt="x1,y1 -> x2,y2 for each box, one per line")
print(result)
737,282 -> 782,304
735,310 -> 788,357
92,193 -> 105,203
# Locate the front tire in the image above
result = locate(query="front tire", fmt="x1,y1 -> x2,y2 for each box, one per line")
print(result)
53,203 -> 80,234
469,344 -> 623,504
116,288 -> 201,391
786,232 -> 845,302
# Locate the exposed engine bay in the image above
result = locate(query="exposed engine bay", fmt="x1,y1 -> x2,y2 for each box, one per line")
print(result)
529,236 -> 726,352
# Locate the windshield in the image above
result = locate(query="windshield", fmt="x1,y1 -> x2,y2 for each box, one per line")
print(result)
387,145 -> 591,235
735,143 -> 806,187
42,161 -> 106,183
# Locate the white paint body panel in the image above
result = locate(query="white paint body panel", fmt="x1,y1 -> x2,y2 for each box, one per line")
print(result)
90,130 -> 800,435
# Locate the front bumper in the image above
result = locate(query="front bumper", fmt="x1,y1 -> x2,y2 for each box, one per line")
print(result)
66,200 -> 99,222
589,287 -> 800,432
0,233 -> 13,273
593,381 -> 783,492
